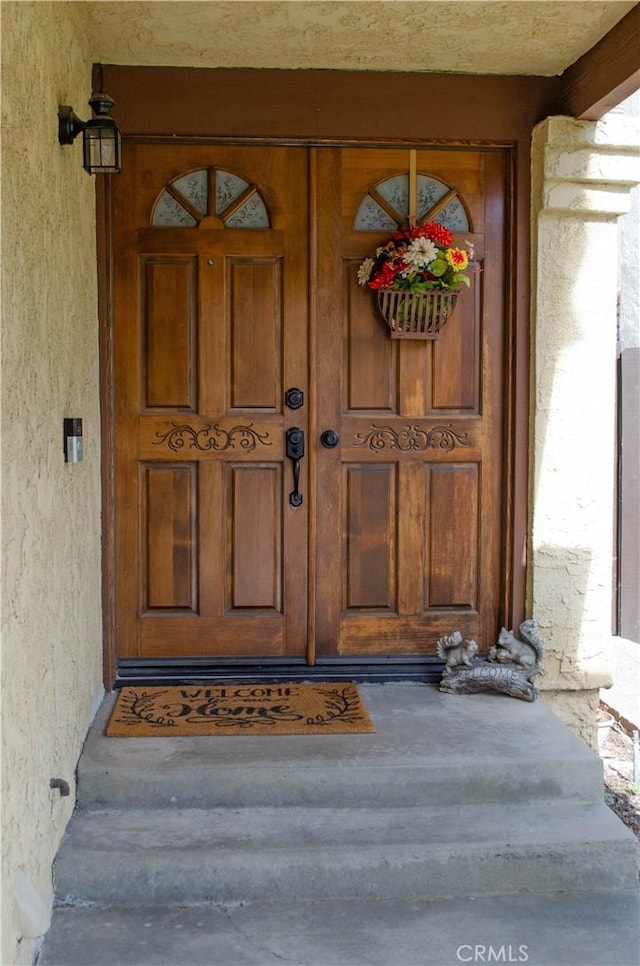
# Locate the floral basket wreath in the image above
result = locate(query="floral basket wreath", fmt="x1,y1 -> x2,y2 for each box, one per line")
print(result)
358,222 -> 475,340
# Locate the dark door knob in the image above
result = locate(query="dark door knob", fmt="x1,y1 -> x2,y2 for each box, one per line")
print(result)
320,430 -> 339,449
285,387 -> 304,410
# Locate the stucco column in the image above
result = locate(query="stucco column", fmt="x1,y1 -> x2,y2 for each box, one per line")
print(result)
530,114 -> 640,744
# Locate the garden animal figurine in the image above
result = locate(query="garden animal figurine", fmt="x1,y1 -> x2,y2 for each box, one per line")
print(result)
436,631 -> 478,672
488,621 -> 544,669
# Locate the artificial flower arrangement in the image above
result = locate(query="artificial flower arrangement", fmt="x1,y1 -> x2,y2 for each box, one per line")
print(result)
357,222 -> 475,339
357,221 -> 473,293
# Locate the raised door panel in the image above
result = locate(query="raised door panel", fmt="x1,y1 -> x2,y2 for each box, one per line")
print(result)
344,465 -> 396,611
431,272 -> 482,412
426,464 -> 479,610
141,255 -> 198,411
345,266 -> 397,412
228,464 -> 282,612
228,258 -> 282,412
141,462 -> 198,612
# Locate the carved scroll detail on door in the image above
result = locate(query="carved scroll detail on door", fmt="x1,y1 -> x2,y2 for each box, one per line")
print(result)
154,422 -> 272,452
353,424 -> 470,453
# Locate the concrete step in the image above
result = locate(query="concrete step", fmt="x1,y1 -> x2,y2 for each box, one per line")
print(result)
55,684 -> 638,912
54,800 -> 638,903
38,892 -> 640,966
78,685 -> 606,808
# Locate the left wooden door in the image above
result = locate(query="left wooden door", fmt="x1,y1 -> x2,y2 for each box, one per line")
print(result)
113,145 -> 309,660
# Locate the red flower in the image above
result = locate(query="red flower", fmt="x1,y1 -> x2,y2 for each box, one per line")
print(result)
390,222 -> 453,247
369,261 -> 401,289
421,222 -> 453,247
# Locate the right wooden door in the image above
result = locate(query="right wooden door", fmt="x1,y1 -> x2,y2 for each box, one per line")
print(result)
313,147 -> 507,661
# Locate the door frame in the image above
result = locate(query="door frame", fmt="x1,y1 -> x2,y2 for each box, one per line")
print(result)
96,65 -> 551,687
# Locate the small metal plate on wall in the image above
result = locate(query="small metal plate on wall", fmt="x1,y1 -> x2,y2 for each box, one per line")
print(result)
285,387 -> 304,410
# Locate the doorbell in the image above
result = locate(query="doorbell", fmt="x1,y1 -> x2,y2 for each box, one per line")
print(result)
63,418 -> 83,463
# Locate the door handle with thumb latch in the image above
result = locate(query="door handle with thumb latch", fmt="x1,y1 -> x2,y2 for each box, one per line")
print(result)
286,427 -> 304,506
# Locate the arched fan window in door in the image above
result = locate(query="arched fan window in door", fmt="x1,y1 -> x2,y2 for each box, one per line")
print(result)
151,167 -> 270,228
355,172 -> 471,233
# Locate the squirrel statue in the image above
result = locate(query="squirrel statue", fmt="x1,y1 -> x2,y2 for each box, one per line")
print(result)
488,620 -> 545,669
436,631 -> 479,673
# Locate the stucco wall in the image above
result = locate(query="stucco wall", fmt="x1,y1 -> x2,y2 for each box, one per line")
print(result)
530,115 -> 640,747
83,0 -> 636,76
0,3 -> 104,963
616,92 -> 640,352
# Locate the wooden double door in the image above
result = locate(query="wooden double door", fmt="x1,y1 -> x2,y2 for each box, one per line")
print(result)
113,143 -> 507,672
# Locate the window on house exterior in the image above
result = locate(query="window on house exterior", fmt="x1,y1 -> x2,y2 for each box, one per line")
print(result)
151,168 -> 270,228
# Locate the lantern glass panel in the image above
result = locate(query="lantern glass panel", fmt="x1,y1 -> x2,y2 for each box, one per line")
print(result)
83,125 -> 121,174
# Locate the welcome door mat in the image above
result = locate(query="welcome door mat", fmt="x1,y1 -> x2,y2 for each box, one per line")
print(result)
106,682 -> 375,736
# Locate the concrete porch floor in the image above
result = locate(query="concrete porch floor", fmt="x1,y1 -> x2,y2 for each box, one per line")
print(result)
39,684 -> 640,966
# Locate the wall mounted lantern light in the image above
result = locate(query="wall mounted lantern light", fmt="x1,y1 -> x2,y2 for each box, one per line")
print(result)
58,92 -> 121,175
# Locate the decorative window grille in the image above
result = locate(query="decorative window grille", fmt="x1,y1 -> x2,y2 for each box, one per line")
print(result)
355,172 -> 471,232
151,168 -> 270,228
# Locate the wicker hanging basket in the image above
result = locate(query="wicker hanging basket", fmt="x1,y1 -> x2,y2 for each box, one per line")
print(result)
376,289 -> 459,340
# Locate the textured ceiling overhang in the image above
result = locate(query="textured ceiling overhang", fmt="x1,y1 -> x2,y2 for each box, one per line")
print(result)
85,0 -> 637,76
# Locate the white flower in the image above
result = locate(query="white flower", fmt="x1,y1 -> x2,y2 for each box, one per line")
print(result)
465,240 -> 475,260
357,257 -> 375,286
403,237 -> 438,269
